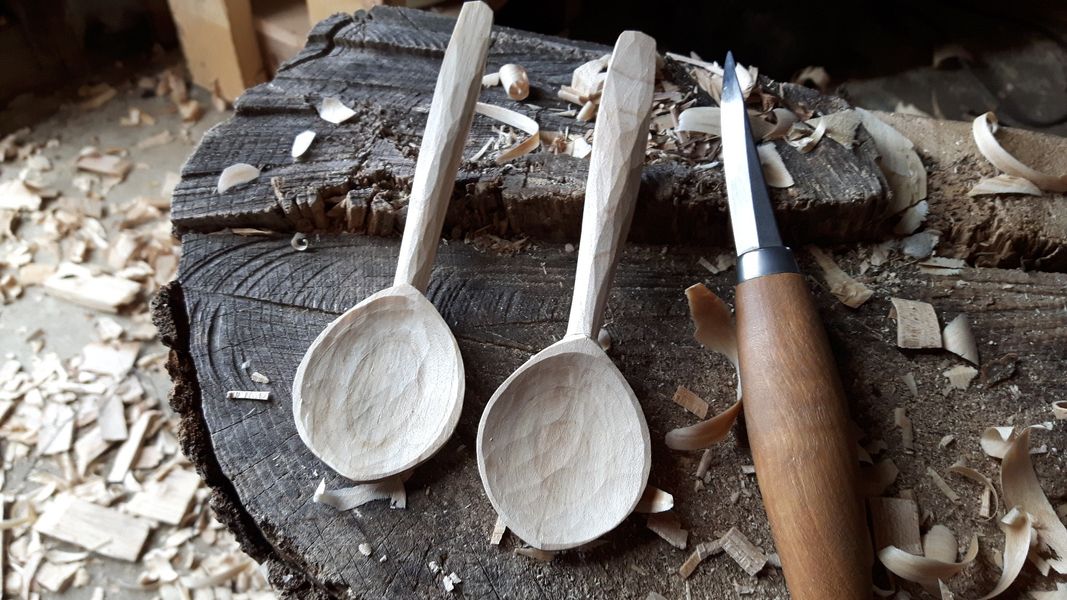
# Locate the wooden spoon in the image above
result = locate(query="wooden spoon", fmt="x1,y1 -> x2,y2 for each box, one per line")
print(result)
476,31 -> 656,550
292,1 -> 493,483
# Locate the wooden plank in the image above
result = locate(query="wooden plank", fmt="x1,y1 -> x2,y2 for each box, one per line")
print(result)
167,0 -> 267,101
34,496 -> 151,562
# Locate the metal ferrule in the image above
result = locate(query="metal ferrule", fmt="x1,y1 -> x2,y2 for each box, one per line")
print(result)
737,246 -> 800,283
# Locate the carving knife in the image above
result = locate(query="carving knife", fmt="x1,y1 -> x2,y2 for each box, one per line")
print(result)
720,52 -> 872,599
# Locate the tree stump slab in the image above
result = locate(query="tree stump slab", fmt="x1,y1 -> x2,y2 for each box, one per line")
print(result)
156,6 -> 1067,599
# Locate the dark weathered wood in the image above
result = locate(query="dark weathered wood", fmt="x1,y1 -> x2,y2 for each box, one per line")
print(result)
156,231 -> 1067,599
170,7 -> 891,246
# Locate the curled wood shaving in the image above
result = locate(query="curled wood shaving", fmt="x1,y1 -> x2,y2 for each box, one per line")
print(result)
666,400 -> 741,451
806,247 -> 873,308
1053,401 -> 1067,420
855,108 -> 927,215
981,426 -> 1017,459
942,314 -> 979,365
647,512 -> 688,550
672,386 -> 709,419
943,365 -> 978,390
808,110 -> 861,146
756,142 -> 794,188
217,164 -> 259,194
927,468 -> 960,503
968,174 -> 1042,197
474,102 -> 539,163
499,64 -> 529,101
889,298 -> 942,349
786,119 -> 827,153
948,461 -> 999,520
974,507 -> 1034,599
878,532 -> 979,588
317,97 -> 356,124
312,476 -> 406,511
918,256 -> 967,276
291,130 -> 316,158
924,524 -> 959,562
634,485 -> 674,514
678,539 -> 723,579
685,284 -> 738,367
972,113 -> 1067,192
1001,427 -> 1067,574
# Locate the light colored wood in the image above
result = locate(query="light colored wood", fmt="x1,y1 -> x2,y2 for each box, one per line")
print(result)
43,264 -> 139,313
126,470 -> 201,525
476,31 -> 655,551
167,0 -> 267,102
34,496 -> 152,562
736,272 -> 872,599
292,2 -> 490,483
498,64 -> 529,101
107,410 -> 158,483
868,497 -> 922,555
0,500 -> 6,598
98,396 -> 128,442
306,0 -> 403,23
253,0 -> 311,75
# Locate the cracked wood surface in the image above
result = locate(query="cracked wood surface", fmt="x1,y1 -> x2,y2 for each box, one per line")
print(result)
157,231 -> 1067,599
170,7 -> 892,246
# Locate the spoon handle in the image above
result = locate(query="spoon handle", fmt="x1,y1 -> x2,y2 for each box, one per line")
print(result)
565,31 -> 656,338
393,1 -> 493,292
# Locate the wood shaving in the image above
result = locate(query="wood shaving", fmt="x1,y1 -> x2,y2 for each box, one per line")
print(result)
672,386 -> 709,419
0,179 -> 43,211
634,485 -> 674,513
889,298 -> 941,349
968,174 -> 1042,197
948,461 -> 999,520
666,400 -> 741,451
442,571 -> 462,592
918,256 -> 967,276
481,72 -> 500,87
855,108 -> 927,215
35,495 -> 152,561
684,284 -> 738,367
250,371 -> 270,384
942,314 -> 979,365
217,163 -> 260,193
903,372 -> 919,398
489,516 -> 506,545
806,246 -> 873,308
1001,427 -> 1067,574
312,476 -> 406,511
225,390 -> 270,401
499,64 -> 530,101
894,200 -> 930,235
878,532 -> 979,589
975,507 -> 1034,599
474,102 -> 539,163
943,365 -> 978,390
924,524 -> 959,562
981,426 -> 1017,459
786,119 -> 827,153
756,142 -> 794,188
291,130 -> 316,158
108,410 -> 158,483
647,512 -> 688,550
868,496 -> 921,554
927,468 -> 960,503
318,97 -> 357,124
678,539 -> 723,579
515,547 -> 555,562
1053,401 -> 1067,420
939,435 -> 956,448
860,459 -> 900,497
972,112 -> 1067,192
125,470 -> 200,525
719,527 -> 767,577
808,109 -> 861,146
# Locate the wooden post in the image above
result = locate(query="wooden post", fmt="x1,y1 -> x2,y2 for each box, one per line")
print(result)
167,0 -> 267,101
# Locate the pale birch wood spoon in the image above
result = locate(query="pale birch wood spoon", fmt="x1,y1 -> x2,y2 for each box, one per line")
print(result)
291,1 -> 492,483
476,31 -> 656,550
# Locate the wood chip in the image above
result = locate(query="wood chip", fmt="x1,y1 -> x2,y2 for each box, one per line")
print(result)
225,390 -> 270,401
634,485 -> 674,513
35,495 -> 152,561
807,247 -> 873,308
1053,400 -> 1067,420
125,470 -> 200,525
972,112 -> 1067,192
37,402 -> 75,455
942,314 -> 979,365
80,341 -> 140,377
894,407 -> 914,451
889,298 -> 941,349
291,130 -> 316,158
217,163 -> 259,193
317,97 -> 356,124
948,461 -> 999,520
917,256 -> 967,276
672,386 -> 709,419
868,496 -> 921,554
678,539 -> 723,579
489,516 -> 506,545
250,371 -> 270,384
1001,427 -> 1067,574
76,153 -> 132,179
107,410 -> 158,483
358,543 -> 372,556
0,179 -> 42,211
968,174 -> 1042,197
719,527 -> 767,577
35,561 -> 81,592
474,102 -> 540,163
943,365 -> 978,390
312,476 -> 406,511
756,142 -> 794,188
515,547 -> 555,562
647,512 -> 688,549
98,395 -> 128,442
499,64 -> 530,101
927,468 -> 960,503
878,533 -> 978,589
43,263 -> 140,313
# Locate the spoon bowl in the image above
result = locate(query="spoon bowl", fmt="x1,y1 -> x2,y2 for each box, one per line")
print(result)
477,335 -> 649,550
293,283 -> 463,480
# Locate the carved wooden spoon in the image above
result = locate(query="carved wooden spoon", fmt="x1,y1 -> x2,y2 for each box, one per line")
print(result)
292,1 -> 492,483
476,31 -> 656,550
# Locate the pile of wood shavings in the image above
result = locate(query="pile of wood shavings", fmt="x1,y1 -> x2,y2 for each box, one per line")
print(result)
0,67 -> 273,599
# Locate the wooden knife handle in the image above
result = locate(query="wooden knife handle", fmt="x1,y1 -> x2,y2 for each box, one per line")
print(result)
735,272 -> 872,599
